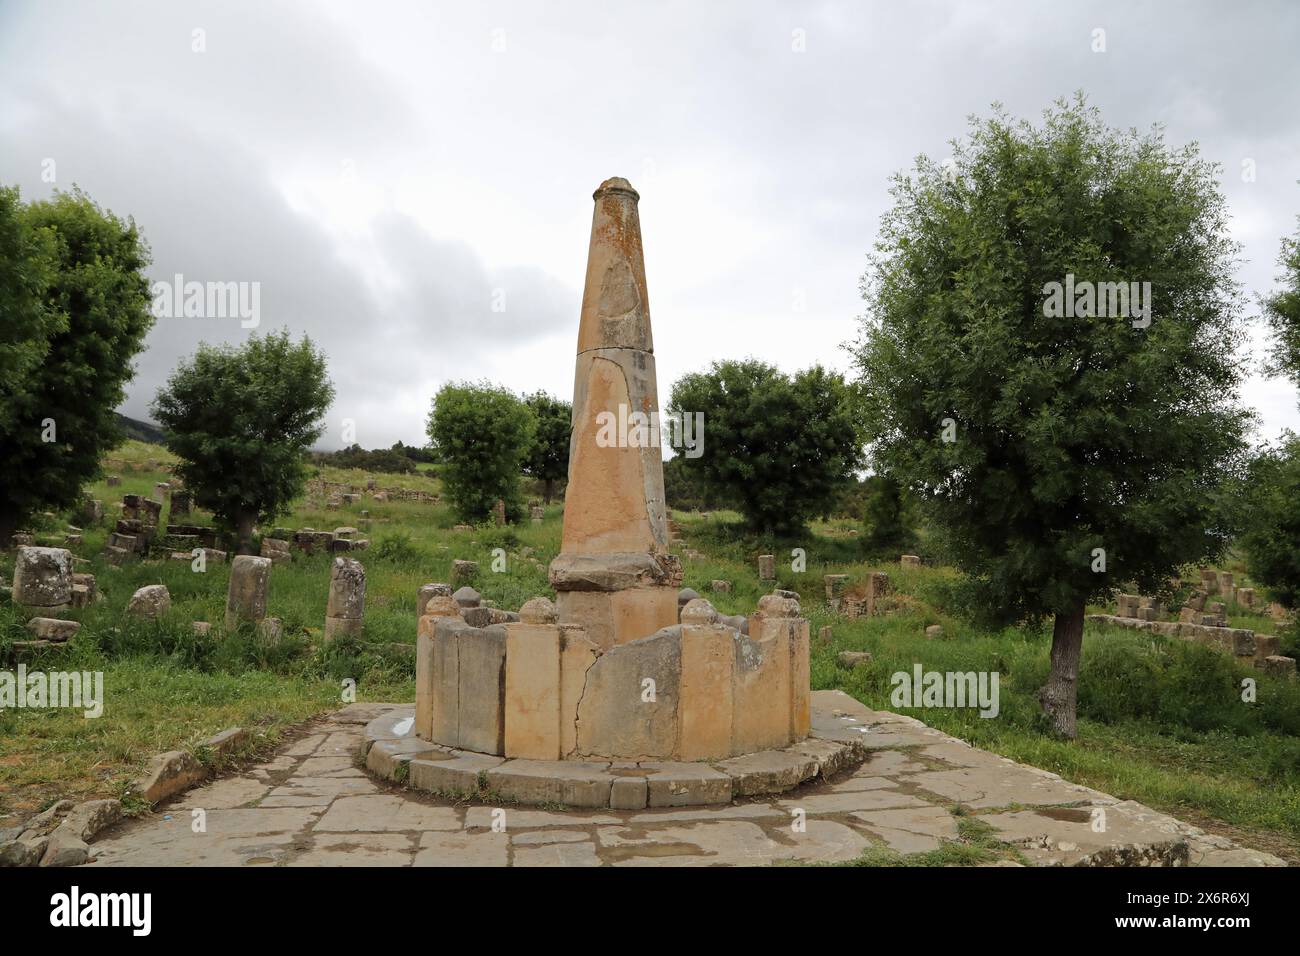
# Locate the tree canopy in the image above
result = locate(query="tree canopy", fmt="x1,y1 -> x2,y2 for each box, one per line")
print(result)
152,330 -> 334,553
0,186 -> 154,543
667,359 -> 863,536
427,381 -> 536,523
522,390 -> 571,503
851,97 -> 1249,736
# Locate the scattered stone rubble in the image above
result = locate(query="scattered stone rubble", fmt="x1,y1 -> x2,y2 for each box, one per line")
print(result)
1092,575 -> 1296,679
0,798 -> 122,868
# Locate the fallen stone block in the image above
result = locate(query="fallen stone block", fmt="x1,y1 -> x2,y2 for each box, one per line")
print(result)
131,750 -> 206,804
59,799 -> 121,843
1263,655 -> 1296,679
40,830 -> 89,868
838,650 -> 872,668
197,727 -> 247,757
127,584 -> 171,619
25,618 -> 80,642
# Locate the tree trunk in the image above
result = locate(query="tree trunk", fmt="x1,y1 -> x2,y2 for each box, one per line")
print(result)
543,479 -> 555,505
234,510 -> 257,556
0,505 -> 19,551
1039,600 -> 1086,738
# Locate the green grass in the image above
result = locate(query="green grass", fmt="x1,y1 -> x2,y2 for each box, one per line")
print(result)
2,446 -> 1298,863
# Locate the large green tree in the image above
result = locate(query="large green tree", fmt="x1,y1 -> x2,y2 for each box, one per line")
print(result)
0,187 -> 154,544
861,473 -> 916,553
522,391 -> 571,503
852,97 -> 1249,737
1242,217 -> 1300,608
427,382 -> 535,523
1262,215 -> 1300,386
152,331 -> 334,553
0,186 -> 57,437
1240,434 -> 1300,609
667,360 -> 863,536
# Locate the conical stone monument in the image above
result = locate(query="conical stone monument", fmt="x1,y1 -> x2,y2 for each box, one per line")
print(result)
548,177 -> 681,649
399,178 -> 825,807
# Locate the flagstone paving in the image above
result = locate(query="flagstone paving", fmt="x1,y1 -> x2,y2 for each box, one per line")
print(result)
86,693 -> 1286,867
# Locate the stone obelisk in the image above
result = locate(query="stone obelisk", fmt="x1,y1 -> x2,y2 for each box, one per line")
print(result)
548,177 -> 680,649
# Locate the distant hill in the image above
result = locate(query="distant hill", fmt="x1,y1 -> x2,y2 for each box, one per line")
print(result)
115,413 -> 167,446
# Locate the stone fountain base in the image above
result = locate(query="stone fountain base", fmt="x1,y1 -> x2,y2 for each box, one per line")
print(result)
361,691 -> 876,810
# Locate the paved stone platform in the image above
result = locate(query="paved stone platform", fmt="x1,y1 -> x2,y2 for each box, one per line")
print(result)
362,694 -> 867,808
85,693 -> 1285,867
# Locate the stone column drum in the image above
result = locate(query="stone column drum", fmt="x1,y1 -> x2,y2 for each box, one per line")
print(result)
225,555 -> 271,630
12,546 -> 73,612
324,557 -> 366,640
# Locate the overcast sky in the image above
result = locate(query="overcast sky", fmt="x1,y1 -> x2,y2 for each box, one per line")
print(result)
2,0 -> 1298,450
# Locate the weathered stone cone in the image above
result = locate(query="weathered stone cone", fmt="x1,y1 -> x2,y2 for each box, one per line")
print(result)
549,177 -> 678,649
560,177 -> 668,554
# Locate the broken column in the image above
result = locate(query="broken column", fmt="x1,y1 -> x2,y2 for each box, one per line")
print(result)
12,546 -> 73,612
548,177 -> 679,650
865,571 -> 890,616
324,557 -> 366,640
225,555 -> 271,630
169,489 -> 192,517
824,573 -> 850,610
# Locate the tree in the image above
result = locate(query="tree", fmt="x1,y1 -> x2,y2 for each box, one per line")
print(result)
1244,219 -> 1300,609
427,382 -> 535,522
861,473 -> 915,552
0,187 -> 154,544
522,391 -> 571,503
666,360 -> 863,536
852,97 -> 1249,737
1240,435 -> 1300,609
1262,215 -> 1300,386
0,187 -> 57,438
152,331 -> 334,553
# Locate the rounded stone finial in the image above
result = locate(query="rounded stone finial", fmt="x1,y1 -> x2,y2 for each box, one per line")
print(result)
422,595 -> 461,618
680,598 -> 719,625
594,177 -> 639,201
757,593 -> 802,619
520,596 -> 557,625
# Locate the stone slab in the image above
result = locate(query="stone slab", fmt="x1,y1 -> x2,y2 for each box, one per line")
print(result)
713,750 -> 818,796
484,760 -> 614,808
639,761 -> 732,807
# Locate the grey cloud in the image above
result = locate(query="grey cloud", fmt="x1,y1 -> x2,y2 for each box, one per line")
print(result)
1,0 -> 1297,447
